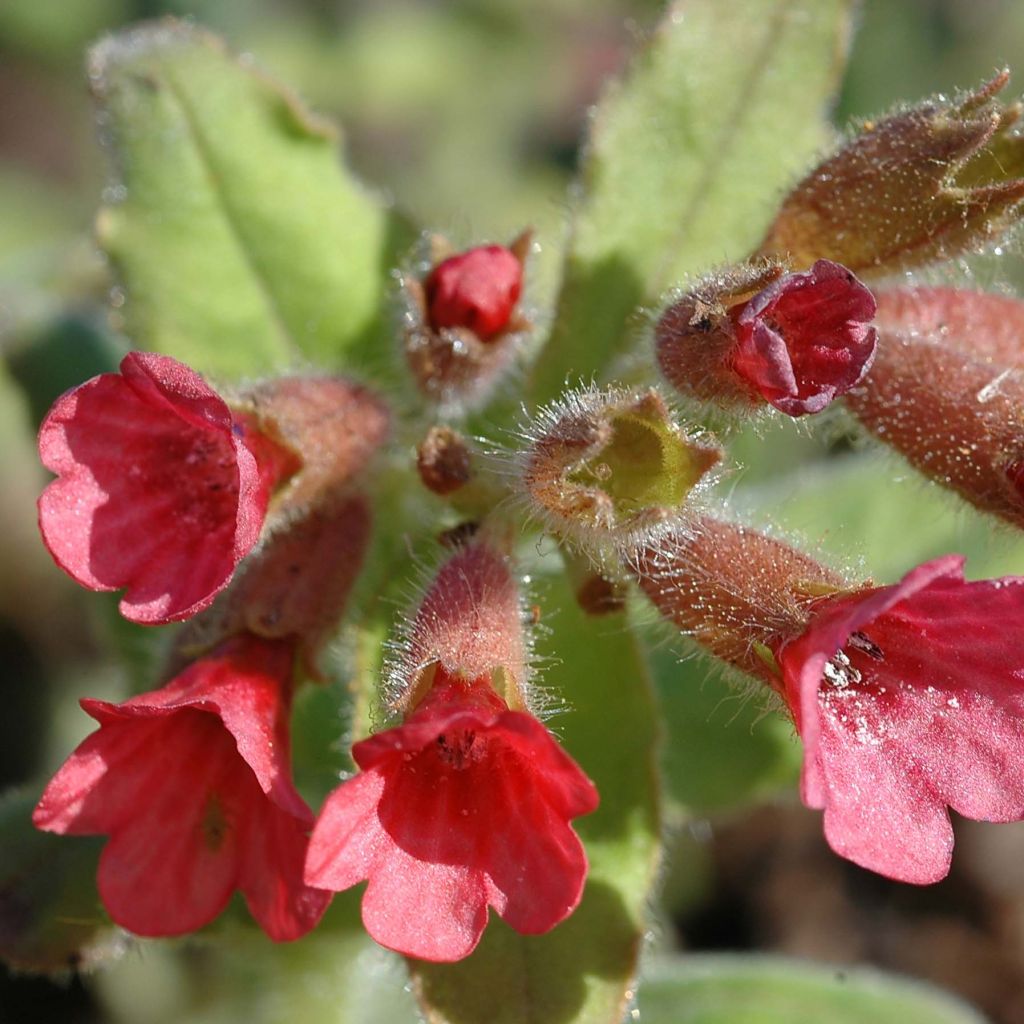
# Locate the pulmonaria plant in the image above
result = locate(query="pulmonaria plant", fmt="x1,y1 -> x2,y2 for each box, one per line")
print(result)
22,9 -> 1024,1023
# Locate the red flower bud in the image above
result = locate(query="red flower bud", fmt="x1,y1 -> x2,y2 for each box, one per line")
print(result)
656,260 -> 877,417
425,245 -> 523,341
402,232 -> 531,410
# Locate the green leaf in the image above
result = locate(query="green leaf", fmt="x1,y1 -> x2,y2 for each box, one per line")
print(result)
735,451 -> 1024,581
529,0 -> 855,405
412,568 -> 660,1024
91,20 -> 413,381
636,954 -> 987,1024
92,895 -> 418,1024
645,641 -> 800,816
0,787 -> 112,974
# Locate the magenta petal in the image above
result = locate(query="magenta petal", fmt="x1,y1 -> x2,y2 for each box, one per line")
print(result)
308,675 -> 597,960
239,792 -> 331,942
731,260 -> 878,417
37,352 -> 268,624
780,554 -> 1024,883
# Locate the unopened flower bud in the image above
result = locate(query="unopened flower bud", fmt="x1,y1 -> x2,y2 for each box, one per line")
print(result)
656,260 -> 877,417
416,425 -> 473,496
758,72 -> 1024,277
402,232 -> 531,410
847,287 -> 1024,530
518,386 -> 721,552
238,376 -> 390,511
425,245 -> 523,340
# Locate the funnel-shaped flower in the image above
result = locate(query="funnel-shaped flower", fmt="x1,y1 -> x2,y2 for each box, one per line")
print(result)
38,352 -> 277,624
656,260 -> 877,417
33,635 -> 330,940
305,541 -> 598,961
779,557 -> 1024,884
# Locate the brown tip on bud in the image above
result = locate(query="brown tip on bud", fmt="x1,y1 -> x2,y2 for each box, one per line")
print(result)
845,322 -> 1024,531
238,377 -> 389,511
417,426 -> 473,496
438,520 -> 480,549
402,232 -> 532,410
520,386 -> 722,551
633,517 -> 844,684
757,73 -> 1024,278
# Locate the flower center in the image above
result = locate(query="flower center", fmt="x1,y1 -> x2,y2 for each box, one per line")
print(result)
823,649 -> 862,688
436,729 -> 479,769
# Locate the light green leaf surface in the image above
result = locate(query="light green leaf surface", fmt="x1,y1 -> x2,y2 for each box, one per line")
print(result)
646,641 -> 801,816
412,568 -> 660,1024
636,954 -> 987,1024
91,20 -> 412,381
529,0 -> 854,405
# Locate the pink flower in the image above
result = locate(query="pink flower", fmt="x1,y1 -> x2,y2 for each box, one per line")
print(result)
730,259 -> 877,416
305,539 -> 597,961
38,352 -> 276,624
304,667 -> 598,961
778,556 -> 1024,884
424,245 -> 523,340
33,635 -> 330,940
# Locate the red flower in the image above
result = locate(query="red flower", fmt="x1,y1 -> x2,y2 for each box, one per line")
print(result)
304,667 -> 598,961
778,556 -> 1024,884
38,352 -> 275,624
33,635 -> 330,940
730,259 -> 877,416
424,245 -> 523,340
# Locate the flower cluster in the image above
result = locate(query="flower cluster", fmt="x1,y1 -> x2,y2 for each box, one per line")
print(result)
29,52 -> 1024,996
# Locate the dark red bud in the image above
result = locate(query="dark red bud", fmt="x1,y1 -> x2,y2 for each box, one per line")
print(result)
425,245 -> 523,341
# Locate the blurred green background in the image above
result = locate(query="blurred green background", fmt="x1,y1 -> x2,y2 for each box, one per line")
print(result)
5,1 -> 1024,1022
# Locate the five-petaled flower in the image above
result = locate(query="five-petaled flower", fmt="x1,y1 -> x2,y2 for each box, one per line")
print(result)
305,666 -> 598,961
37,352 -> 284,624
778,556 -> 1024,884
33,634 -> 330,940
304,539 -> 598,961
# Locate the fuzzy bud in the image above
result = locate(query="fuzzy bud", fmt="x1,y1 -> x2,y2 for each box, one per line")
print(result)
656,259 -> 877,417
238,376 -> 389,511
417,426 -> 473,496
757,72 -> 1024,278
392,540 -> 529,714
847,289 -> 1024,530
518,387 -> 721,552
402,232 -> 531,410
633,517 -> 844,683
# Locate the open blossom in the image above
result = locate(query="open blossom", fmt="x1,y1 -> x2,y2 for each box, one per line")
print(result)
655,259 -> 877,417
305,541 -> 598,961
37,352 -> 282,624
33,635 -> 330,940
777,556 -> 1024,884
635,518 -> 1024,884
